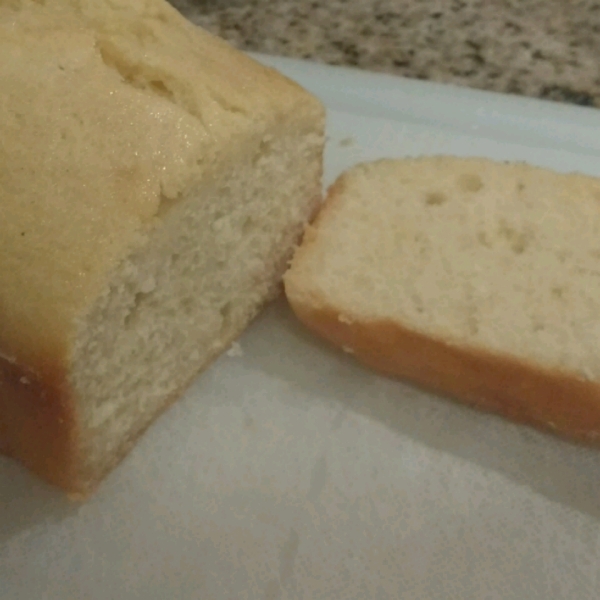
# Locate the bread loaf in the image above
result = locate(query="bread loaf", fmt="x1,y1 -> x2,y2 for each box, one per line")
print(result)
285,157 -> 600,446
0,0 -> 324,496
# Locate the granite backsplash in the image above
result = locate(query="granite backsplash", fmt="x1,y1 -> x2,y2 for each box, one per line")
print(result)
171,0 -> 600,107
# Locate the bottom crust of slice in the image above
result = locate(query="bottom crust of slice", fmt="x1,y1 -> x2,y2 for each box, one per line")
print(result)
288,298 -> 600,447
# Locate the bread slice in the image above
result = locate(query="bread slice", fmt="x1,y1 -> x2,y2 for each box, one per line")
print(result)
284,157 -> 600,446
0,0 -> 324,497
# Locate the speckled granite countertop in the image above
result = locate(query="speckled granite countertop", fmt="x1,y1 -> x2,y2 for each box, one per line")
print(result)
170,0 -> 600,107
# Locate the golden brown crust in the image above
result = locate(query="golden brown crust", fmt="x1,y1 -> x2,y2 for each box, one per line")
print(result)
287,298 -> 600,446
0,357 -> 81,492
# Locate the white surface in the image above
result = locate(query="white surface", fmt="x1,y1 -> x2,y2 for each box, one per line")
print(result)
3,55 -> 600,599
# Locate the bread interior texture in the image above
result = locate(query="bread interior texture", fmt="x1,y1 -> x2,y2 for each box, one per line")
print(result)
70,130 -> 321,486
290,157 -> 600,382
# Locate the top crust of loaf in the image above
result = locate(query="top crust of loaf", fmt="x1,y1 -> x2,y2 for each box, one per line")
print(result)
0,0 -> 323,377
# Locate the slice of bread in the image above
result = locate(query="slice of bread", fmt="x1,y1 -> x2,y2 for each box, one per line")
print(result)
284,157 -> 600,446
0,0 -> 324,497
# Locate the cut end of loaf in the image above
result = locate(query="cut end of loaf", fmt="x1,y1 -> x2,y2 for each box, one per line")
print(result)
1,124 -> 323,496
64,129 -> 323,494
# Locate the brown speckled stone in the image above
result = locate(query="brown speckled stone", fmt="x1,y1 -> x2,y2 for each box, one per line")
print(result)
169,0 -> 600,107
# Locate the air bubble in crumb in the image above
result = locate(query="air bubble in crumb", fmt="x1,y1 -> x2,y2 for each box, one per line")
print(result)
226,342 -> 244,358
338,314 -> 354,324
139,277 -> 156,294
20,376 -> 30,385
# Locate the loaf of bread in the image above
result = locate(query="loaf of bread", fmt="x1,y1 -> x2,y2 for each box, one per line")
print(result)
285,157 -> 600,446
0,0 -> 324,496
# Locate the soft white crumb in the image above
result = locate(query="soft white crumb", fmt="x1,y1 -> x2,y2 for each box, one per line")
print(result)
226,341 -> 244,358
